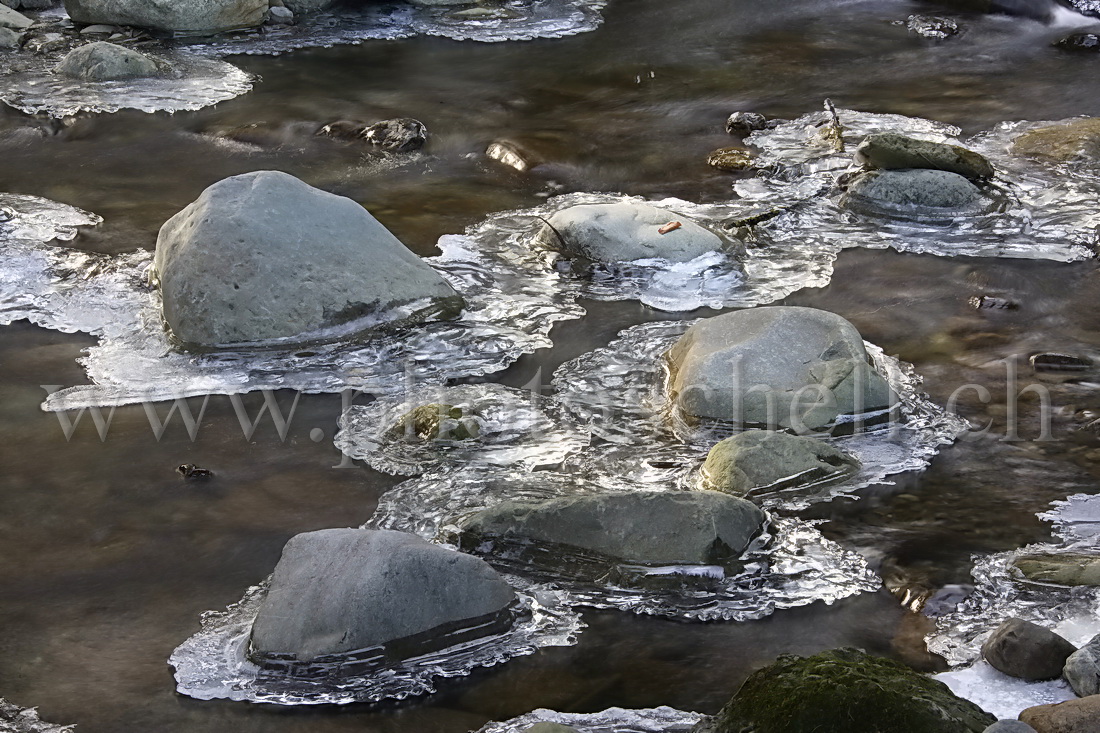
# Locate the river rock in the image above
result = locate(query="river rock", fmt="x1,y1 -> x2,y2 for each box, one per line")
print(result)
906,14 -> 962,39
1013,553 -> 1100,586
388,403 -> 480,441
725,111 -> 768,135
154,170 -> 463,347
707,147 -> 754,171
267,5 -> 292,23
980,618 -> 1077,681
523,725 -> 580,733
692,647 -> 996,733
62,0 -> 267,35
457,490 -> 765,566
702,430 -> 861,495
1055,32 -> 1100,51
0,4 -> 32,28
1012,118 -> 1100,162
842,168 -> 984,215
666,307 -> 894,431
282,0 -> 337,12
854,133 -> 994,180
983,722 -> 1038,733
1020,695 -> 1100,733
1063,633 -> 1100,696
363,118 -> 427,152
55,41 -> 159,81
0,25 -> 18,45
249,528 -> 516,664
535,202 -> 726,264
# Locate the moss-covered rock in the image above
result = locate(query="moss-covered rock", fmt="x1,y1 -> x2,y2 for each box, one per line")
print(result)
1013,553 -> 1100,586
854,132 -> 994,180
693,648 -> 996,733
702,430 -> 860,495
707,147 -> 754,171
1012,118 -> 1100,162
388,403 -> 480,441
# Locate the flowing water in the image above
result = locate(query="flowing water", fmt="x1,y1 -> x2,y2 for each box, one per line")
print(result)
6,0 -> 1100,730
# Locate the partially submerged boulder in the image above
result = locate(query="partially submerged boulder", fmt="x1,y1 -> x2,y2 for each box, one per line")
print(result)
535,202 -> 728,264
842,169 -> 985,217
666,307 -> 894,431
1063,633 -> 1100,697
0,4 -> 32,29
1012,118 -> 1100,162
1020,695 -> 1100,733
249,529 -> 517,665
0,25 -> 19,46
983,722 -> 1038,733
388,403 -> 480,441
854,133 -> 994,180
1013,553 -> 1100,586
457,491 -> 765,566
702,430 -> 860,495
55,41 -> 159,81
692,648 -> 996,733
980,618 -> 1077,681
62,0 -> 267,35
154,170 -> 463,348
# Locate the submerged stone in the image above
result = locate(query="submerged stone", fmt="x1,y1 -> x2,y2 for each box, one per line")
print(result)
706,147 -> 754,171
842,169 -> 984,216
55,41 -> 159,81
1054,32 -> 1100,51
1020,695 -> 1100,733
854,132 -> 994,180
154,170 -> 463,348
692,647 -> 996,733
62,0 -> 267,35
666,306 -> 894,431
1012,118 -> 1100,162
1014,553 -> 1100,585
363,118 -> 427,152
980,617 -> 1077,681
249,528 -> 517,664
535,202 -> 726,264
725,111 -> 768,135
457,490 -> 765,566
388,403 -> 480,441
702,430 -> 860,495
1063,632 -> 1100,697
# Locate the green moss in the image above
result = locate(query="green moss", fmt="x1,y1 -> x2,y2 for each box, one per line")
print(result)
697,648 -> 995,733
388,403 -> 480,441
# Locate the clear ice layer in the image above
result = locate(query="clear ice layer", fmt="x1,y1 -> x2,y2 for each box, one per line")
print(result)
740,110 -> 1099,263
334,383 -> 589,476
169,573 -> 583,705
928,492 -> 1100,718
0,50 -> 253,117
474,707 -> 705,733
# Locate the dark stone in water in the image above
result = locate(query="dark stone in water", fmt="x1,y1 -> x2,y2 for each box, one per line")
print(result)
362,117 -> 427,152
1030,352 -> 1091,371
176,463 -> 213,479
1055,32 -> 1100,51
906,14 -> 962,39
692,647 -> 996,733
0,698 -> 73,733
981,617 -> 1077,681
725,111 -> 768,136
970,295 -> 1018,310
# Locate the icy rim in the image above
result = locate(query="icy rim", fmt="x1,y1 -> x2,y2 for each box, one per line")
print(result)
170,572 -> 583,705
474,706 -> 706,733
928,492 -> 1100,718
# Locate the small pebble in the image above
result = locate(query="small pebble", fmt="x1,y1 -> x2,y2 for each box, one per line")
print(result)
177,463 -> 214,479
1030,353 -> 1092,372
969,295 -> 1017,310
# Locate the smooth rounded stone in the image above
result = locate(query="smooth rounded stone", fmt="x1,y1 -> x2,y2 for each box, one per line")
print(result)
266,5 -> 292,23
154,170 -> 463,348
78,23 -> 116,33
1020,696 -> 1100,733
983,722 -> 1038,733
1013,553 -> 1100,586
691,648 -> 996,733
0,25 -> 18,45
707,147 -> 754,171
54,41 -> 159,81
0,4 -> 32,29
1055,32 -> 1100,51
1012,118 -> 1100,162
249,528 -> 517,664
522,725 -> 580,733
1063,633 -> 1100,696
62,0 -> 267,35
854,132 -> 994,180
387,403 -> 480,441
725,111 -> 768,135
457,490 -> 766,566
842,169 -> 984,216
702,430 -> 861,495
666,307 -> 894,431
281,0 -> 338,12
363,118 -> 427,152
980,618 -> 1077,681
535,202 -> 726,264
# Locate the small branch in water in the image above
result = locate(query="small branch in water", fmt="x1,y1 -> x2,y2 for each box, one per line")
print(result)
822,98 -> 845,153
533,215 -> 568,250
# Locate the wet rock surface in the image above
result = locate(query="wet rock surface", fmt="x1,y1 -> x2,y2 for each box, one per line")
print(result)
1012,118 -> 1100,161
693,647 -> 996,733
983,722 -> 1038,733
0,4 -> 32,29
1013,553 -> 1100,585
906,14 -> 962,39
666,306 -> 894,431
1020,695 -> 1100,733
54,41 -> 159,81
725,111 -> 768,135
702,430 -> 861,495
981,618 -> 1077,681
842,169 -> 985,216
1062,633 -> 1100,696
457,490 -> 765,566
249,528 -> 517,664
706,147 -> 753,171
62,0 -> 268,34
153,170 -> 463,347
854,132 -> 994,180
388,403 -> 481,441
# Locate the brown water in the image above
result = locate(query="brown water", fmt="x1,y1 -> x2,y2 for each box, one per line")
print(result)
4,0 -> 1100,730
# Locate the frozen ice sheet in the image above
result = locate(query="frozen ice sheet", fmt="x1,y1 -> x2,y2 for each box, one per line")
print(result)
474,706 -> 705,733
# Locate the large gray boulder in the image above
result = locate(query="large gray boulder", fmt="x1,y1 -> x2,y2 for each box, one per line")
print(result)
1063,633 -> 1100,696
980,618 -> 1077,681
458,491 -> 765,566
249,529 -> 517,664
535,202 -> 727,264
0,25 -> 19,45
62,0 -> 267,35
523,725 -> 580,733
702,430 -> 860,495
666,307 -> 894,431
0,4 -> 32,28
983,722 -> 1038,733
154,171 -> 462,348
55,41 -> 159,81
854,133 -> 994,180
1020,696 -> 1100,733
842,169 -> 984,216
